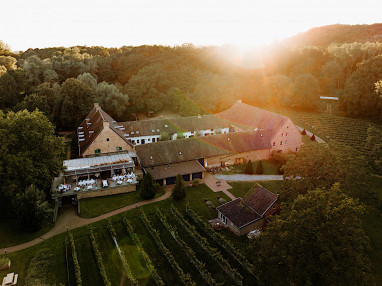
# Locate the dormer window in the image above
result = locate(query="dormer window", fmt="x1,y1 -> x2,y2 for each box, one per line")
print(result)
157,129 -> 160,132
165,124 -> 168,127
179,151 -> 182,155
152,130 -> 155,132
136,131 -> 139,134
131,131 -> 134,135
106,138 -> 109,142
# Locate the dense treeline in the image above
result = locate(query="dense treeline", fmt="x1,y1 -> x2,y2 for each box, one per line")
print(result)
1,31 -> 382,128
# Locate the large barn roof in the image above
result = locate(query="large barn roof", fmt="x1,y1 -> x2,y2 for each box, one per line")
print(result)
217,101 -> 288,132
135,130 -> 273,167
144,160 -> 206,180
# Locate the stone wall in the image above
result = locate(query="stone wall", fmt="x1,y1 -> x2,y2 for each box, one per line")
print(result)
77,184 -> 136,199
82,122 -> 133,157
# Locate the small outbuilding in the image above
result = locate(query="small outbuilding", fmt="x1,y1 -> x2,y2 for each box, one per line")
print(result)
216,185 -> 279,236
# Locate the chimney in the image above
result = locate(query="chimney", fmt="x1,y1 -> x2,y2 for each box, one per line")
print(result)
103,120 -> 110,128
94,103 -> 101,111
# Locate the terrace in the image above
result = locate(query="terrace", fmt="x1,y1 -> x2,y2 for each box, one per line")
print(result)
52,153 -> 138,199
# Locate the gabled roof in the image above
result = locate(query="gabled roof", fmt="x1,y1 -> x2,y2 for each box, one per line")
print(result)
217,185 -> 278,229
135,130 -> 273,167
217,198 -> 261,229
217,101 -> 288,133
78,104 -> 132,156
144,160 -> 206,180
242,185 -> 279,216
121,115 -> 230,138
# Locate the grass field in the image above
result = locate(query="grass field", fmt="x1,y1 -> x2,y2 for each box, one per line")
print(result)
228,181 -> 283,198
79,190 -> 166,218
0,219 -> 53,249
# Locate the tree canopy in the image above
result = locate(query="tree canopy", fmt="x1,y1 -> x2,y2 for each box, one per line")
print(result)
253,184 -> 374,286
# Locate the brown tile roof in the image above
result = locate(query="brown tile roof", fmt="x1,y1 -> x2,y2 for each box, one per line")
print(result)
144,160 -> 206,180
217,185 -> 278,228
242,185 -> 279,216
216,198 -> 261,228
121,115 -> 230,138
136,130 -> 273,167
217,101 -> 288,133
78,104 -> 132,156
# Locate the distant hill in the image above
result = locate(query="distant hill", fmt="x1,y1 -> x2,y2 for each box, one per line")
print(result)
283,24 -> 382,47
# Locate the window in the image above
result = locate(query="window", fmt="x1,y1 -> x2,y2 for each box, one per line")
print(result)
106,138 -> 109,142
94,149 -> 101,154
137,139 -> 140,144
273,142 -> 275,146
286,132 -> 288,137
281,133 -> 283,137
152,138 -> 156,142
285,141 -> 288,146
211,129 -> 214,131
116,147 -> 122,151
296,147 -> 298,152
280,141 -> 283,146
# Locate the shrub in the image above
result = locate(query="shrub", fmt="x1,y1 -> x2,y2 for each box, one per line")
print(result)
172,174 -> 186,201
256,160 -> 264,174
310,134 -> 316,141
140,172 -> 156,200
301,129 -> 306,135
245,160 -> 253,174
218,197 -> 227,204
159,131 -> 170,141
191,178 -> 200,187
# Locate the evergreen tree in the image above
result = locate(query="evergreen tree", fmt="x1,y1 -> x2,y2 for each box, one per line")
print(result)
139,172 -> 156,200
310,134 -> 316,141
245,160 -> 253,174
256,160 -> 264,174
301,129 -> 306,135
172,174 -> 186,201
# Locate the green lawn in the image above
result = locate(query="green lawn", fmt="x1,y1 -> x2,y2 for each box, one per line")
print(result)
220,159 -> 280,175
79,190 -> 166,218
228,180 -> 283,198
0,219 -> 53,249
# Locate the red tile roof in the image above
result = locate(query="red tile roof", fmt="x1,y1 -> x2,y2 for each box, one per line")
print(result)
217,102 -> 288,134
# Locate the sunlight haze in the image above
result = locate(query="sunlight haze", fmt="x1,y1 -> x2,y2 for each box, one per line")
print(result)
1,0 -> 381,51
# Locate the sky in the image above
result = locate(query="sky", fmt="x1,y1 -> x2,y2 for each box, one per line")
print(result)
1,0 -> 381,52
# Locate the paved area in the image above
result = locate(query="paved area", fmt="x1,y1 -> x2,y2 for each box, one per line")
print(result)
215,174 -> 284,181
296,126 -> 326,143
202,173 -> 236,200
0,186 -> 173,254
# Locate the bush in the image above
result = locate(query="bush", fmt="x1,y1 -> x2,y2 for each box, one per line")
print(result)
140,172 -> 156,200
172,174 -> 186,201
191,178 -> 200,187
218,197 -> 227,204
245,160 -> 253,174
301,129 -> 306,135
310,134 -> 316,141
255,160 -> 264,174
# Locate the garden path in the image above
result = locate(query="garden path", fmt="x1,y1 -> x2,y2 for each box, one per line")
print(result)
215,174 -> 284,181
0,185 -> 173,254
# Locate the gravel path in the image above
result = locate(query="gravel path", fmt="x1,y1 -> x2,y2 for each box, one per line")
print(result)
215,174 -> 284,181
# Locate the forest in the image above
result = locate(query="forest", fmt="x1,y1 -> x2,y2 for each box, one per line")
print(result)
0,23 -> 382,132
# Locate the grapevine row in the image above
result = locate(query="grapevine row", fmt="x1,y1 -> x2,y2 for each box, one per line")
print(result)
155,208 -> 221,286
88,226 -> 112,286
171,205 -> 244,284
106,219 -> 138,286
185,204 -> 257,277
141,210 -> 196,286
123,217 -> 165,286
68,233 -> 82,286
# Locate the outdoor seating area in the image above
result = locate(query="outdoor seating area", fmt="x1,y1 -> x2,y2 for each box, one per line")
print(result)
112,172 -> 136,185
2,272 -> 18,286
